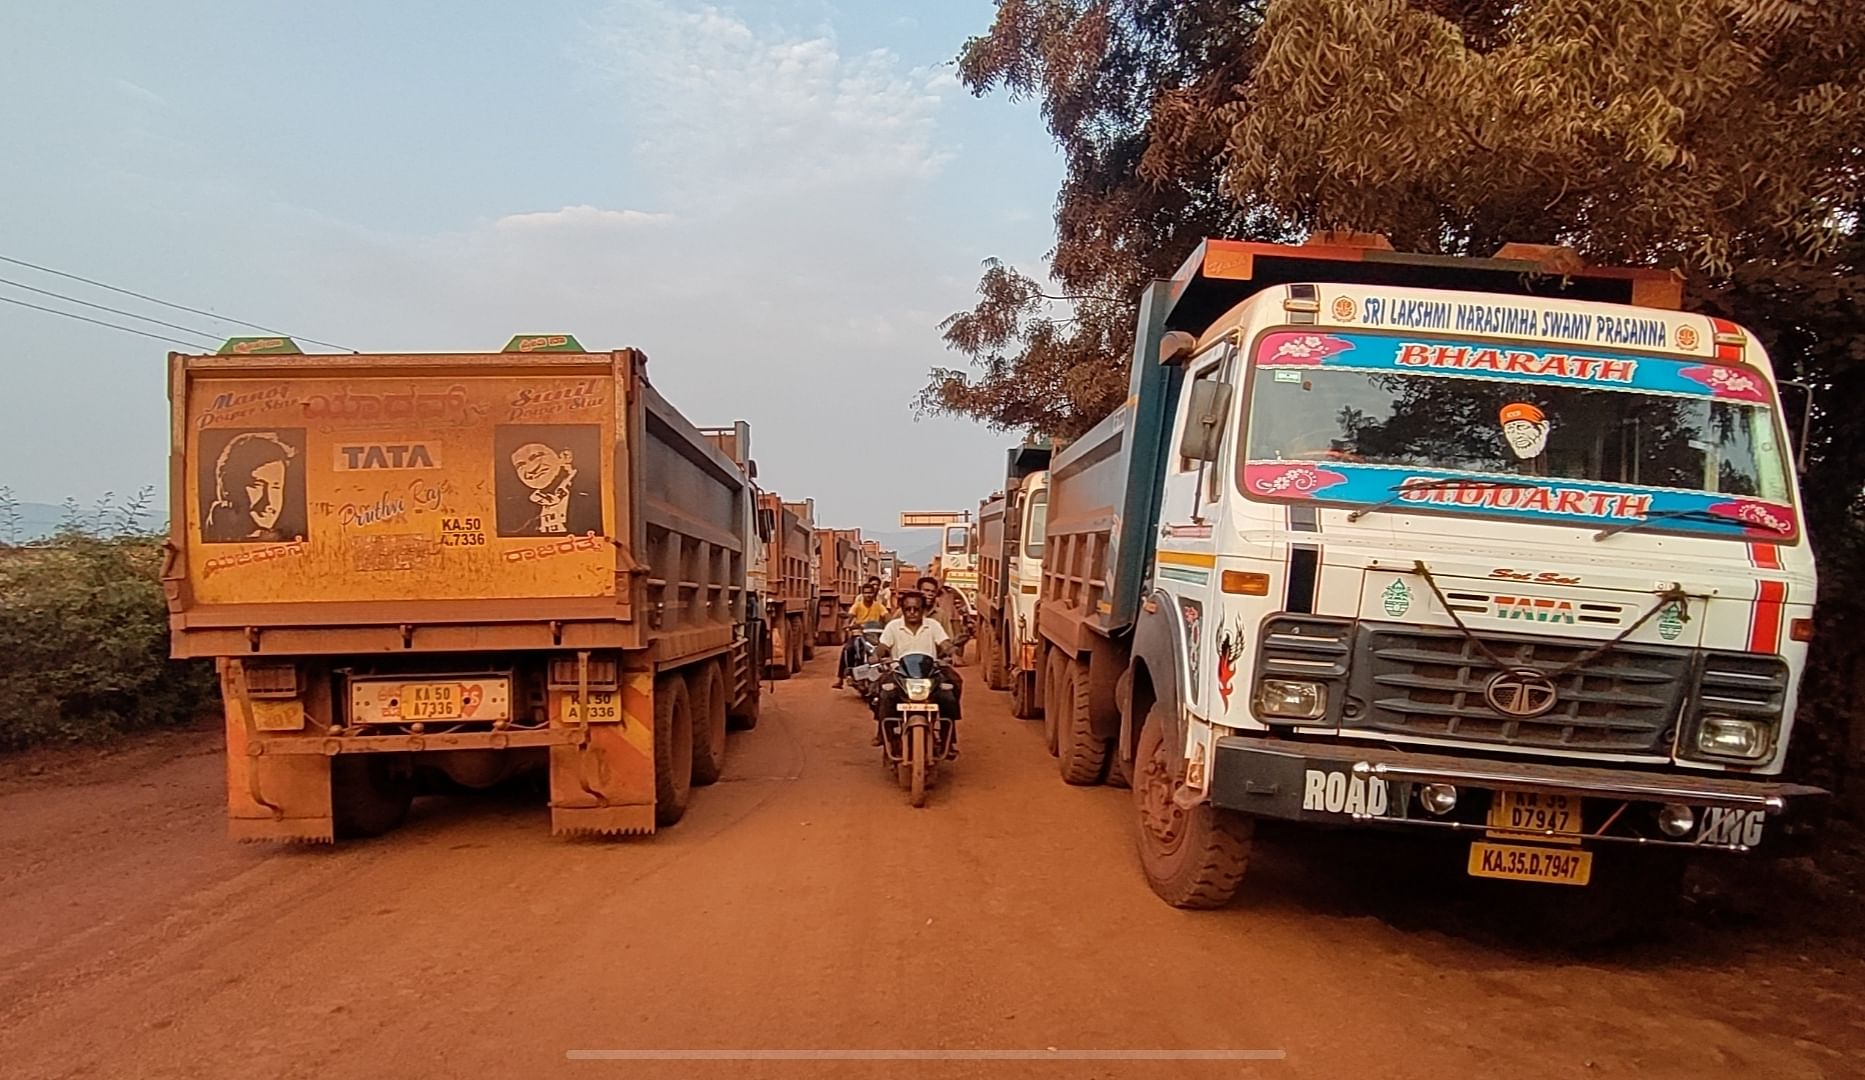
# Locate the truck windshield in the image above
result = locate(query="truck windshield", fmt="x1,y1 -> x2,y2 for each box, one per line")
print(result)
1240,330 -> 1797,540
945,526 -> 970,551
1024,490 -> 1047,559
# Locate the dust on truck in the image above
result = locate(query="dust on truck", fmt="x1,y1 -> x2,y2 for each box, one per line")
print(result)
815,528 -> 865,646
168,335 -> 760,842
1037,237 -> 1820,931
760,493 -> 815,678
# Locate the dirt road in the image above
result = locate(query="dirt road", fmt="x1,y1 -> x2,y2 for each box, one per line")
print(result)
3,657 -> 1862,1079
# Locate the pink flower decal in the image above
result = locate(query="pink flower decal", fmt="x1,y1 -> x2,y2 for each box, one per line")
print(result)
1243,462 -> 1348,499
1708,499 -> 1797,537
1680,364 -> 1769,403
1260,332 -> 1354,366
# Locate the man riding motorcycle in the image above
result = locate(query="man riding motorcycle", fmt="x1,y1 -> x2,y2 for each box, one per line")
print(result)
835,576 -> 892,690
870,590 -> 960,747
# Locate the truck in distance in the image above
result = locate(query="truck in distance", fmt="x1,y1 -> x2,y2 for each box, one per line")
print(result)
1034,236 -> 1820,937
169,334 -> 761,841
977,440 -> 1051,718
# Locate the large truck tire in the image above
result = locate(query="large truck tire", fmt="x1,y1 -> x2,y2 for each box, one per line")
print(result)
689,661 -> 729,787
1057,658 -> 1110,785
331,754 -> 414,840
653,676 -> 694,827
1011,667 -> 1040,720
1131,703 -> 1251,908
983,619 -> 1008,691
1042,648 -> 1066,757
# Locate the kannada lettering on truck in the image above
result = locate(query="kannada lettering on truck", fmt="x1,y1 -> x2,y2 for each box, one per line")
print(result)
170,340 -> 760,844
187,375 -> 617,603
1035,237 -> 1822,943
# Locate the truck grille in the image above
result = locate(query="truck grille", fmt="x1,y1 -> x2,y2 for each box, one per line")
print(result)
1344,622 -> 1690,753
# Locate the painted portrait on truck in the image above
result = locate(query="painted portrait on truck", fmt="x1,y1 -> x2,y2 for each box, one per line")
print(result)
494,424 -> 603,537
198,428 -> 308,543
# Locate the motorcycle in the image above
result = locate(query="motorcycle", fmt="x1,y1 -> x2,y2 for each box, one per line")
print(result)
846,622 -> 885,700
870,653 -> 958,807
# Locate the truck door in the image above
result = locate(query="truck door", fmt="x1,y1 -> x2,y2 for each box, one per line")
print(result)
1155,342 -> 1236,719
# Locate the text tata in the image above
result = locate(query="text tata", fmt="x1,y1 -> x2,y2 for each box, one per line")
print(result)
1396,342 -> 1637,383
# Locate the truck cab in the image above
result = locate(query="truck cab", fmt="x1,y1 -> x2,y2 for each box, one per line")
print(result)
1038,237 -> 1819,932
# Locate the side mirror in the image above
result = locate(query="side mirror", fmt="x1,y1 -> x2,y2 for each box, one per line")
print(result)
1178,380 -> 1234,463
1776,379 -> 1816,475
748,458 -> 760,480
757,507 -> 776,540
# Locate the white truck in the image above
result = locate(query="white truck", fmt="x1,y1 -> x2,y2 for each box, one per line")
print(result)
978,442 -> 1052,717
1036,237 -> 1820,936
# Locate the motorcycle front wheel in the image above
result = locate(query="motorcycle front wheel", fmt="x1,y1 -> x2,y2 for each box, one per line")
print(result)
908,724 -> 928,808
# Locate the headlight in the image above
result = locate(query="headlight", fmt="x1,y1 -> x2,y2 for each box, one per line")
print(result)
903,678 -> 933,702
1696,715 -> 1772,760
1255,679 -> 1326,720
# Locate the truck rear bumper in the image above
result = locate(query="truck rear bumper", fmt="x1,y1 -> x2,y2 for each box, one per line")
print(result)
1207,736 -> 1824,851
247,728 -> 575,756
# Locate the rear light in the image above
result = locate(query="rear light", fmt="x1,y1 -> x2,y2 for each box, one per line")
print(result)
549,655 -> 619,690
1790,618 -> 1814,643
243,662 -> 299,698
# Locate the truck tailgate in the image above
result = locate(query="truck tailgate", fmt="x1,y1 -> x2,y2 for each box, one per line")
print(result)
177,354 -> 619,607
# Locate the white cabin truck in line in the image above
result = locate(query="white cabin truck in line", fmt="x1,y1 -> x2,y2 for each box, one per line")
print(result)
1035,237 -> 1820,931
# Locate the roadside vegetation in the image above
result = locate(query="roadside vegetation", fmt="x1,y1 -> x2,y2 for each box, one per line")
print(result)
0,487 -> 214,750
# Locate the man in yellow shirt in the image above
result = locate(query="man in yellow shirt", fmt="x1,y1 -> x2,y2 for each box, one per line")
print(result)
835,577 -> 891,689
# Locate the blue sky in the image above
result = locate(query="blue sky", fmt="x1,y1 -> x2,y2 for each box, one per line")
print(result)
0,0 -> 1061,528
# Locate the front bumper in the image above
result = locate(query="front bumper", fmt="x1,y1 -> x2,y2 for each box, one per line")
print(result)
1208,737 -> 1824,852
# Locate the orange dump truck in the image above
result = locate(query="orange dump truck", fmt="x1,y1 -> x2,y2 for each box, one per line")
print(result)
761,493 -> 815,678
815,527 -> 865,646
167,335 -> 760,842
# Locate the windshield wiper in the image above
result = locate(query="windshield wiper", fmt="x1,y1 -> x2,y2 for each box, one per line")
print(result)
1593,509 -> 1740,542
1345,478 -> 1541,523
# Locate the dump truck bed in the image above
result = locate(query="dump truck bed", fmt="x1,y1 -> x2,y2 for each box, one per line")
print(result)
166,348 -> 750,659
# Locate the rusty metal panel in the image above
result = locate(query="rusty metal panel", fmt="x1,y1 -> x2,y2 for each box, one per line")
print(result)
177,354 -> 622,607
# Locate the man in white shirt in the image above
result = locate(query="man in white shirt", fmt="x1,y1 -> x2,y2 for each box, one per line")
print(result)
871,591 -> 961,745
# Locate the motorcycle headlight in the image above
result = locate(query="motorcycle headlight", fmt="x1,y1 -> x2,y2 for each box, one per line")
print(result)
903,678 -> 933,702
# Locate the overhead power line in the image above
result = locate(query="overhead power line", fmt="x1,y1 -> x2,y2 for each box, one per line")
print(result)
0,293 -> 210,350
0,275 -> 221,344
0,252 -> 353,352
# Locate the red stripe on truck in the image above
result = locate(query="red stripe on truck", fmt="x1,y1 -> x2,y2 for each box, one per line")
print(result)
1749,580 -> 1788,653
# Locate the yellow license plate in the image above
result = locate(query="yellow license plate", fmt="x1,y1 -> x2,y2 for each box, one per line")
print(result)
1467,842 -> 1594,886
564,690 -> 621,724
402,682 -> 462,721
1487,790 -> 1582,842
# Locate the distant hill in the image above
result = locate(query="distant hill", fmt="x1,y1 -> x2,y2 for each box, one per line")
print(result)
858,529 -> 942,568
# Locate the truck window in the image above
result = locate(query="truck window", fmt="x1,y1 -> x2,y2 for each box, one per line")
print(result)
1241,331 -> 1794,526
945,525 -> 970,551
1023,490 -> 1048,560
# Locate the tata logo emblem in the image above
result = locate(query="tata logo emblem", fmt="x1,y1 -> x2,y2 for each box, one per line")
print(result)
1495,595 -> 1575,624
1485,667 -> 1559,718
335,443 -> 440,470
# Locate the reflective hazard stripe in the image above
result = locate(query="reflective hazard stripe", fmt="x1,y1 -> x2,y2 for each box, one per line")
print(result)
1749,580 -> 1787,654
1749,542 -> 1781,571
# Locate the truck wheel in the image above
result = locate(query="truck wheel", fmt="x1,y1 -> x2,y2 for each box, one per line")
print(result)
1058,658 -> 1110,785
653,676 -> 694,827
1042,649 -> 1065,757
1132,704 -> 1252,908
331,754 -> 414,839
689,662 -> 729,786
1012,669 -> 1040,720
983,621 -> 1008,691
